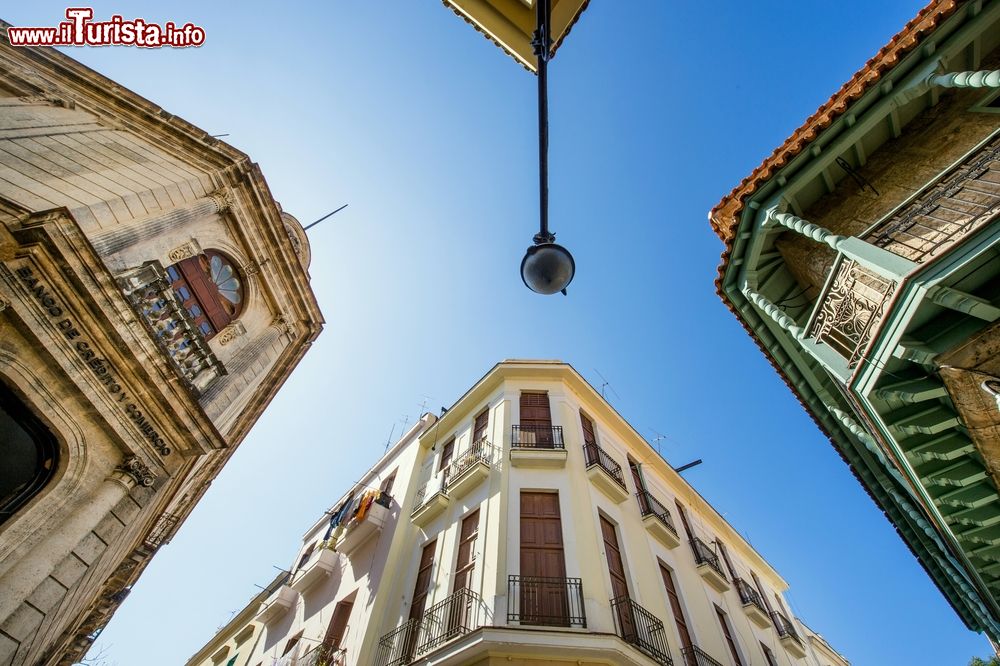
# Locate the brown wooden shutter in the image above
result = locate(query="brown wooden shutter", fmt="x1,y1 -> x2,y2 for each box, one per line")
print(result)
659,564 -> 694,655
716,539 -> 738,580
453,510 -> 480,591
323,600 -> 354,649
761,642 -> 778,666
176,254 -> 232,331
379,472 -> 396,497
438,439 -> 454,473
674,500 -> 693,540
473,410 -> 489,442
715,604 -> 744,666
602,516 -> 636,641
519,492 -> 568,625
750,571 -> 775,615
580,413 -> 597,446
409,540 -> 437,621
519,392 -> 552,427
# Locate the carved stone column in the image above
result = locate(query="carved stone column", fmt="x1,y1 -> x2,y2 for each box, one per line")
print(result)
91,190 -> 231,257
0,456 -> 156,623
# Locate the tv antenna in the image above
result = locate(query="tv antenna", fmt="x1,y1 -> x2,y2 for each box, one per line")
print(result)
593,368 -> 621,402
650,429 -> 668,456
383,423 -> 397,454
417,395 -> 431,417
303,203 -> 349,232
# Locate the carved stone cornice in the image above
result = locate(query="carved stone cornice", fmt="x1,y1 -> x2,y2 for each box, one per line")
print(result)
216,321 -> 246,346
207,188 -> 233,213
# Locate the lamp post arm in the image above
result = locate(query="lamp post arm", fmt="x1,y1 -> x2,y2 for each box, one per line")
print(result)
533,0 -> 554,244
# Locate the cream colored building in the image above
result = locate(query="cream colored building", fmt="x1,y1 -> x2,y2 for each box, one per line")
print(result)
191,361 -> 847,666
0,28 -> 322,665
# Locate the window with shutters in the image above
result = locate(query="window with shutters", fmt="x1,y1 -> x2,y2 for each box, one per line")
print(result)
439,439 -> 455,473
659,563 -> 694,655
453,510 -> 480,592
715,605 -> 744,666
580,412 -> 597,446
282,631 -> 303,657
761,642 -> 779,666
472,409 -> 489,443
296,542 -> 316,571
165,249 -> 244,340
323,598 -> 355,652
379,471 -> 396,498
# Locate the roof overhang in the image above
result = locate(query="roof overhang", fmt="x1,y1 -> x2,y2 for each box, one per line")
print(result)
442,0 -> 590,71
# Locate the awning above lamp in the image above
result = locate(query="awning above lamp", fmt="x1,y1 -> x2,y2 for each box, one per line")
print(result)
442,0 -> 591,71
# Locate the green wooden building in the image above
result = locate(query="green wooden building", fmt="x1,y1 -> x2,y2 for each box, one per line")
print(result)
712,0 -> 1000,643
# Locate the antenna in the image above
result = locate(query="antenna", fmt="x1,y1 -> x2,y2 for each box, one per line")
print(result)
649,429 -> 668,457
383,423 -> 397,454
593,368 -> 621,402
303,203 -> 349,232
417,395 -> 430,417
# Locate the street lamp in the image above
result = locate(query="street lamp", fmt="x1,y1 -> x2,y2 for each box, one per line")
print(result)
519,0 -> 574,295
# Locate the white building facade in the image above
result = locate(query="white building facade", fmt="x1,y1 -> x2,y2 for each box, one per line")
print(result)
202,361 -> 846,666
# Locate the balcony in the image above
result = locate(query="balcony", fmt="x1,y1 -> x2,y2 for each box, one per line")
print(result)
583,444 -> 629,503
411,477 -> 449,527
374,589 -> 489,666
290,547 -> 339,594
299,644 -> 346,666
734,578 -> 770,628
510,425 -> 567,468
337,498 -> 391,556
680,646 -> 724,666
772,611 -> 807,658
689,538 -> 729,592
806,256 -> 896,368
445,439 -> 497,499
610,596 -> 673,666
254,584 -> 297,625
507,575 -> 587,628
117,262 -> 225,394
636,491 -> 680,550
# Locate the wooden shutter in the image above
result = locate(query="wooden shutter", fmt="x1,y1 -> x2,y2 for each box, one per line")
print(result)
674,500 -> 693,540
715,605 -> 744,666
519,392 -> 552,426
323,600 -> 354,649
519,492 -> 568,625
409,540 -> 437,621
439,439 -> 455,473
659,564 -> 694,654
175,254 -> 232,331
716,539 -> 738,580
379,471 -> 396,497
473,410 -> 489,443
602,516 -> 636,641
453,510 -> 480,591
761,642 -> 778,666
580,413 -> 597,446
751,571 -> 775,615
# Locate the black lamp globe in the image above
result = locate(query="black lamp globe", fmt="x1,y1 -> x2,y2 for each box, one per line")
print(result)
520,241 -> 575,295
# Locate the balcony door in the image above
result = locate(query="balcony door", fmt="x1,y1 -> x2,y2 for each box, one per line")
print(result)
448,510 -> 480,636
601,516 -> 636,641
405,540 -> 436,658
660,563 -> 695,665
519,491 -> 568,625
520,392 -> 552,446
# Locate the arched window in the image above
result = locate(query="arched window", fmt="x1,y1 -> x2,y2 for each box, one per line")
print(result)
0,382 -> 58,526
164,250 -> 244,341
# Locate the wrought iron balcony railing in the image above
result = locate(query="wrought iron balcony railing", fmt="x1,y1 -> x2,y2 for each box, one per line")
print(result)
118,262 -> 225,394
610,596 -> 673,666
414,588 -> 489,656
300,644 -> 346,666
373,618 -> 419,666
373,589 -> 489,666
636,491 -> 678,537
445,439 -> 497,486
862,134 -> 1000,263
681,645 -> 724,666
511,425 -> 564,450
412,476 -> 447,511
689,537 -> 726,580
734,578 -> 767,615
507,575 -> 586,628
583,443 -> 627,490
807,256 -> 895,367
772,610 -> 803,645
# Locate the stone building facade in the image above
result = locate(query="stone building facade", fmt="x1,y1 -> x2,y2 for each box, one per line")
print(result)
0,27 -> 322,666
188,361 -> 848,666
711,0 -> 1000,643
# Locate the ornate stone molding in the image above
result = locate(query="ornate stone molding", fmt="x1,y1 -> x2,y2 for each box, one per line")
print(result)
216,321 -> 246,346
208,188 -> 233,213
166,239 -> 202,263
116,456 -> 156,488
273,312 -> 298,340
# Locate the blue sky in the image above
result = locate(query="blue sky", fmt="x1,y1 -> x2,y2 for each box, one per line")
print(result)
7,2 -> 992,664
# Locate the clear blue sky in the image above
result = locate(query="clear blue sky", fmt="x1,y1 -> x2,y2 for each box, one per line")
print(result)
7,2 -> 991,664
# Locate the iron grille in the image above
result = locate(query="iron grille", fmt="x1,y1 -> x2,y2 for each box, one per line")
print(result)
583,444 -> 627,489
373,618 -> 419,666
636,491 -> 678,537
681,645 -> 724,666
734,578 -> 768,616
610,596 -> 673,665
300,644 -> 346,666
772,611 -> 803,646
511,425 -> 564,450
445,439 -> 496,487
689,537 -> 726,580
414,588 -> 488,656
507,575 -> 586,628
